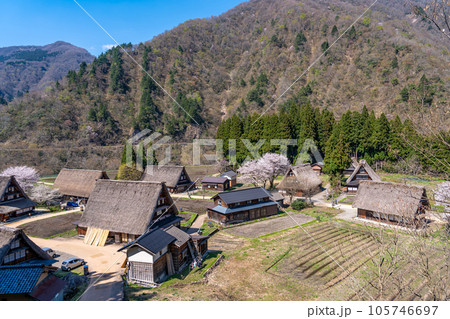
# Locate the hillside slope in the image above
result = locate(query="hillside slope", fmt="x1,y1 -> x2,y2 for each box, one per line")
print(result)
0,0 -> 448,148
0,41 -> 94,102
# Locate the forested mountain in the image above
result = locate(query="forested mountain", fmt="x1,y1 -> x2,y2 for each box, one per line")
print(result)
0,41 -> 94,102
0,0 -> 448,149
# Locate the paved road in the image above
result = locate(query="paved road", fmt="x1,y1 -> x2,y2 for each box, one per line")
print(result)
31,236 -> 125,301
5,208 -> 81,228
187,214 -> 207,234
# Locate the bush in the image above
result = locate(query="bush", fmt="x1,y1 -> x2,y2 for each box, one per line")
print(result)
291,199 -> 307,211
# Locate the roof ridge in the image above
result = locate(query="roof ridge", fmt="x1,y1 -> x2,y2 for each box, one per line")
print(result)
216,186 -> 262,195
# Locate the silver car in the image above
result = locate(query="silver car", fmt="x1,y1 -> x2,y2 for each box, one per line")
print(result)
42,248 -> 57,258
61,257 -> 86,271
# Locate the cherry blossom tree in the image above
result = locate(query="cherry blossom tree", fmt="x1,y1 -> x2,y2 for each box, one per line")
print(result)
238,153 -> 290,189
238,159 -> 270,187
259,153 -> 290,189
30,184 -> 62,206
434,182 -> 450,212
0,166 -> 40,191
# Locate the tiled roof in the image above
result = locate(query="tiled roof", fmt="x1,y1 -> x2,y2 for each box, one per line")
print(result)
201,176 -> 228,184
221,170 -> 237,178
119,228 -> 176,254
164,225 -> 191,247
0,264 -> 44,295
212,187 -> 270,205
209,201 -> 278,215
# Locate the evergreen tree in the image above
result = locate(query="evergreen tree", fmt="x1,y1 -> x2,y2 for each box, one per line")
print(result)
331,25 -> 338,36
294,31 -> 307,51
324,126 -> 351,175
109,48 -> 127,94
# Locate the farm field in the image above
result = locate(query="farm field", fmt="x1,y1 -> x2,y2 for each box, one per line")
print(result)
125,220 -> 449,301
18,212 -> 82,238
174,199 -> 208,214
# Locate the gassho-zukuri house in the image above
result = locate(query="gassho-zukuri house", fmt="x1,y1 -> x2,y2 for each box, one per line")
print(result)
353,181 -> 430,228
345,159 -> 381,193
118,226 -> 209,286
0,176 -> 36,222
141,165 -> 194,193
207,187 -> 278,225
77,180 -> 183,246
277,164 -> 323,197
53,168 -> 109,203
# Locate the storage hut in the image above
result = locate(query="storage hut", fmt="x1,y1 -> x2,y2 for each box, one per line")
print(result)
0,176 -> 36,222
142,165 -> 194,193
311,162 -> 323,175
220,170 -> 238,187
353,181 -> 430,227
201,176 -> 230,191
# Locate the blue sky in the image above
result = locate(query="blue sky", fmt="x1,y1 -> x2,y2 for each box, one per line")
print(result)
0,0 -> 246,56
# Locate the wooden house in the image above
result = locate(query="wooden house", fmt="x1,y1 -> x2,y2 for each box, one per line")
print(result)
77,180 -> 182,246
201,176 -> 230,191
220,170 -> 238,187
53,168 -> 109,203
0,264 -> 65,301
345,160 -> 381,193
207,187 -> 278,225
0,176 -> 36,222
343,158 -> 359,177
311,162 -> 323,175
277,164 -> 323,197
270,192 -> 285,207
353,181 -> 430,228
142,165 -> 194,193
119,226 -> 209,286
0,225 -> 51,266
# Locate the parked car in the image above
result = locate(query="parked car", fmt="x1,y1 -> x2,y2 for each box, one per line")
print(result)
42,247 -> 57,258
61,257 -> 85,271
66,201 -> 79,207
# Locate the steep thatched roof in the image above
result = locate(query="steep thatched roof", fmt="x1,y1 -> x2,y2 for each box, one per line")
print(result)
277,164 -> 322,191
53,169 -> 109,198
142,165 -> 191,188
0,176 -> 36,215
353,181 -> 429,217
0,226 -> 51,264
78,180 -> 178,235
346,160 -> 381,185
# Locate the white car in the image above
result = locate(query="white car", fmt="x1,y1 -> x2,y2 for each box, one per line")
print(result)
61,258 -> 86,271
42,247 -> 57,258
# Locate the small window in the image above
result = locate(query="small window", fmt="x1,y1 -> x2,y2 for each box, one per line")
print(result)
218,200 -> 222,206
11,240 -> 20,249
214,185 -> 217,189
247,200 -> 252,204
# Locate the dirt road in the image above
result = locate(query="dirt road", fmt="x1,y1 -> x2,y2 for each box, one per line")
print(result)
31,236 -> 125,301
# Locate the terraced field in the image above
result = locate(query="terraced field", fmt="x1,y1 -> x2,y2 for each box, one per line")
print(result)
267,222 -> 449,301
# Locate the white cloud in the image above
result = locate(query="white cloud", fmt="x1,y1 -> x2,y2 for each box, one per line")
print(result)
102,44 -> 117,51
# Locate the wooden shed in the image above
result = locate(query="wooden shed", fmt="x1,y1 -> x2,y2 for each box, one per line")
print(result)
353,181 -> 430,228
53,168 -> 109,202
77,180 -> 182,246
220,170 -> 238,187
201,176 -> 230,191
142,165 -> 194,193
0,176 -> 36,222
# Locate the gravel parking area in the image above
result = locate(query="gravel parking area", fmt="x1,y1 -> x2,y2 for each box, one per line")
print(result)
225,213 -> 314,238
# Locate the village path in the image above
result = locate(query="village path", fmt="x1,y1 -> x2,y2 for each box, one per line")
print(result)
31,236 -> 125,301
187,213 -> 207,234
5,208 -> 81,228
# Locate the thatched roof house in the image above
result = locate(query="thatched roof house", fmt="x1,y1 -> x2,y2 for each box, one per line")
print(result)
345,160 -> 381,193
0,176 -> 36,222
53,168 -> 109,199
0,226 -> 51,265
277,164 -> 322,197
353,181 -> 430,227
78,180 -> 181,246
142,165 -> 194,193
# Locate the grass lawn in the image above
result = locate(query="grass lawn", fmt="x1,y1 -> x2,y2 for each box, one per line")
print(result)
180,212 -> 198,228
199,220 -> 219,236
339,196 -> 355,204
287,206 -> 342,223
